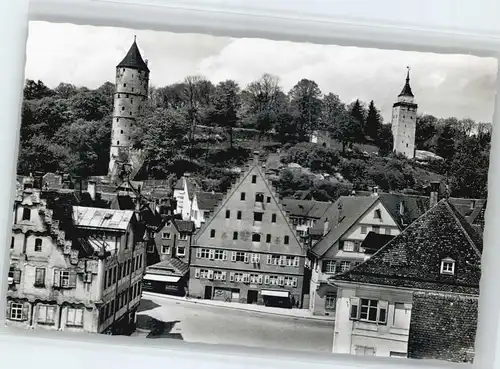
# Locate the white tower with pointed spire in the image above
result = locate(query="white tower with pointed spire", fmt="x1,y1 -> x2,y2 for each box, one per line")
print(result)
108,36 -> 150,177
391,67 -> 418,159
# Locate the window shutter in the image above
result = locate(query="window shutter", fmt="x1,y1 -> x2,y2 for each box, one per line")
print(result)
378,300 -> 388,324
196,248 -> 201,258
267,255 -> 272,264
22,303 -> 30,321
75,309 -> 83,326
339,241 -> 344,250
222,271 -> 227,281
278,276 -> 285,286
5,301 -> 11,319
293,257 -> 299,267
244,253 -> 249,263
321,261 -> 327,273
208,270 -> 214,280
350,297 -> 360,320
209,250 -> 215,260
13,270 -> 21,284
229,273 -> 235,282
256,254 -> 260,263
223,251 -> 228,261
258,275 -> 263,284
292,278 -> 298,287
69,271 -> 77,288
53,270 -> 61,287
194,269 -> 200,278
264,275 -> 270,284
279,256 -> 285,266
231,252 -> 237,262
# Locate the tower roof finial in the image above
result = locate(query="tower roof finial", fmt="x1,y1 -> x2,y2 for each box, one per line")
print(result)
116,36 -> 149,72
134,35 -> 137,42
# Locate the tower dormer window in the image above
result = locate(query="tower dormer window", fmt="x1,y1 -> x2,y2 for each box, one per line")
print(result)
440,257 -> 455,275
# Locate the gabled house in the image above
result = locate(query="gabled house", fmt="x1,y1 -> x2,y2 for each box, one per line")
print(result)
329,199 -> 482,362
280,199 -> 333,240
189,151 -> 306,308
190,191 -> 224,228
308,193 -> 402,316
173,173 -> 197,220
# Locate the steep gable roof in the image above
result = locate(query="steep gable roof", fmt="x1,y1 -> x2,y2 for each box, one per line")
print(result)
173,219 -> 195,234
194,154 -> 303,254
408,291 -> 477,363
280,199 -> 332,219
116,39 -> 149,72
310,196 -> 380,257
331,199 -> 482,294
196,191 -> 224,211
360,231 -> 395,255
147,258 -> 189,277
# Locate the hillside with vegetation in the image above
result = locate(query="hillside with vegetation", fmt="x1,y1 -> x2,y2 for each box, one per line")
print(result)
18,75 -> 491,201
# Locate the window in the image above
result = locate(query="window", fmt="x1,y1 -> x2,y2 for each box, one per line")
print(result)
123,83 -> 127,87
210,229 -> 216,238
235,252 -> 246,262
199,248 -> 210,258
323,260 -> 337,274
251,175 -> 257,183
271,214 -> 277,223
374,209 -> 382,219
393,302 -> 410,328
360,225 -> 367,234
266,196 -> 271,203
252,234 -> 261,242
284,235 -> 289,245
343,240 -> 355,252
268,255 -> 281,265
350,298 -> 388,324
355,346 -> 376,356
233,273 -> 244,282
177,246 -> 186,256
372,225 -> 380,234
178,233 -> 188,241
117,141 -> 120,145
255,193 -> 264,203
53,270 -> 76,289
385,228 -> 391,235
325,293 -> 336,310
162,232 -> 171,239
214,250 -> 225,260
203,211 -> 210,219
233,232 -> 238,240
9,302 -> 24,321
67,308 -> 84,327
10,236 -> 14,249
240,192 -> 246,201
225,210 -> 230,219
22,208 -> 31,221
161,245 -> 170,255
237,211 -> 242,220
440,257 -> 455,275
38,305 -> 56,324
340,261 -> 350,272
120,130 -> 123,134
34,268 -> 46,287
35,238 -> 42,252
121,106 -> 125,111
253,212 -> 263,222
266,234 -> 271,243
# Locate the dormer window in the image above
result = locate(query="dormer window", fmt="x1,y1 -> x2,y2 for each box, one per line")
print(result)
440,257 -> 455,275
374,209 -> 382,220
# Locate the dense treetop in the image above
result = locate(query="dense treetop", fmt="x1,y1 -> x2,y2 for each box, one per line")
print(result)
18,76 -> 491,200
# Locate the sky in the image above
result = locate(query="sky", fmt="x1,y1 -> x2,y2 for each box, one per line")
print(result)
24,21 -> 498,123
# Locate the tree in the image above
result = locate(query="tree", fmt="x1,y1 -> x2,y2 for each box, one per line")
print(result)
288,79 -> 323,141
376,124 -> 394,156
415,114 -> 438,151
436,123 -> 456,161
207,80 -> 241,149
23,79 -> 53,100
348,99 -> 366,143
365,100 -> 382,140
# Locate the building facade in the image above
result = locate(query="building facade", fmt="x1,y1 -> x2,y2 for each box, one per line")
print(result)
6,177 -> 146,335
308,194 -> 401,316
109,36 -> 150,177
189,152 -> 306,308
330,199 -> 481,362
173,174 -> 196,220
391,68 -> 418,159
190,191 -> 224,228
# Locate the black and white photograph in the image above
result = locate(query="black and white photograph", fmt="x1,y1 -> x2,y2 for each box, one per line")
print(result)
5,20 -> 497,363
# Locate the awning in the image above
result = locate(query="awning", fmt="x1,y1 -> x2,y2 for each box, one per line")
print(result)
261,289 -> 290,298
144,274 -> 181,283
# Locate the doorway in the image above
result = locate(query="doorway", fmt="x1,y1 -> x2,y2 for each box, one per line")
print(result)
204,285 -> 213,300
247,290 -> 258,304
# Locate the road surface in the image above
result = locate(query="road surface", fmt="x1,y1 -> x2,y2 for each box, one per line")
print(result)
136,294 -> 334,353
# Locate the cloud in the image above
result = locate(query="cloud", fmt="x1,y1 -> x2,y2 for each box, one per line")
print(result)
25,21 -> 498,123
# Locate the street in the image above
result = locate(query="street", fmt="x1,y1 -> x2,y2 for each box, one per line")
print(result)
135,294 -> 335,353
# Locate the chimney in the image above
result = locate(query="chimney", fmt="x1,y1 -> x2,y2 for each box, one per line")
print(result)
323,219 -> 329,236
429,181 -> 440,208
399,201 -> 404,216
372,186 -> 379,197
253,151 -> 260,165
337,200 -> 343,224
87,181 -> 96,201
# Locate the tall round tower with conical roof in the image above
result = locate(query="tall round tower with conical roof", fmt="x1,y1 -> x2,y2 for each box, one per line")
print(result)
108,36 -> 150,177
391,67 -> 418,159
